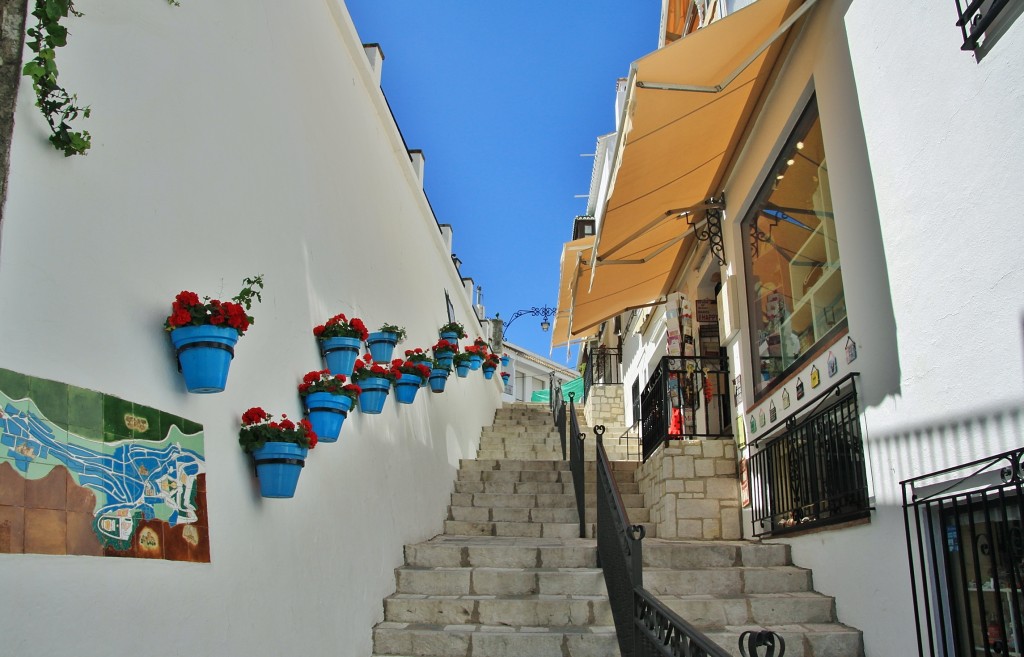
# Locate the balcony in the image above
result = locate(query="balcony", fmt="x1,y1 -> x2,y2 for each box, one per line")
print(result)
639,354 -> 733,461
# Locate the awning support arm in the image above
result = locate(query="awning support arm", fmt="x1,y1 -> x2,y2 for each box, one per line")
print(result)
687,193 -> 727,267
600,199 -> 724,259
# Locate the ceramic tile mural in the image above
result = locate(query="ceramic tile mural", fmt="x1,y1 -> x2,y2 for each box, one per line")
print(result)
0,368 -> 209,561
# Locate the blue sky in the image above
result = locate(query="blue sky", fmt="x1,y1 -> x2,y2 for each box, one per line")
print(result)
345,2 -> 662,362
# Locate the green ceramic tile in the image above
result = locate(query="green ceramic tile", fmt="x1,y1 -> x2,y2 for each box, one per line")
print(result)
181,417 -> 203,436
69,423 -> 104,443
0,368 -> 30,401
102,395 -> 133,442
29,378 -> 68,426
127,403 -> 162,443
68,387 -> 103,433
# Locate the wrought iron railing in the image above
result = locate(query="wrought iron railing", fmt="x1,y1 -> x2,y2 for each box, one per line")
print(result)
955,0 -> 1011,50
554,384 -> 567,461
748,373 -> 870,537
584,346 -> 622,402
593,426 -> 780,657
567,392 -> 586,538
903,442 -> 1024,657
640,355 -> 732,462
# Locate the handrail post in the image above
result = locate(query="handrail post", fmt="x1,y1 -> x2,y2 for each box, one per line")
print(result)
567,392 -> 587,538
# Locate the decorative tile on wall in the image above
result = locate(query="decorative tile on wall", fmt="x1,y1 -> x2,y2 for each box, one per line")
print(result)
0,368 -> 209,562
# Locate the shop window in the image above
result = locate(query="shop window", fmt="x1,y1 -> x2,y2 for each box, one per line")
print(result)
742,96 -> 846,394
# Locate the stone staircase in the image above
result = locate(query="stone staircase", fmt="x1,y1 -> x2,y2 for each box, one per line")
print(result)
371,402 -> 863,657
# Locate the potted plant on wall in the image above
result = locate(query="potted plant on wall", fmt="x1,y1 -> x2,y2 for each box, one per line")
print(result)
239,407 -> 317,499
366,323 -> 406,363
438,321 -> 466,343
164,275 -> 264,393
429,363 -> 452,393
466,339 -> 489,371
392,358 -> 431,404
298,370 -> 361,443
350,355 -> 401,414
313,313 -> 369,377
431,338 -> 459,369
482,353 -> 500,380
501,371 -> 511,386
404,348 -> 433,387
453,352 -> 474,378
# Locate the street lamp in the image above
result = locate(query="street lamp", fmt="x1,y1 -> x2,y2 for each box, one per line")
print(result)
501,305 -> 556,339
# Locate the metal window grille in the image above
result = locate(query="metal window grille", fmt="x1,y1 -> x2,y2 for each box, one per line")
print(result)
748,374 -> 870,537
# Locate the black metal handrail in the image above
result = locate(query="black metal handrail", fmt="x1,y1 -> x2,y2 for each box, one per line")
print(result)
748,373 -> 870,537
593,426 -> 768,657
902,442 -> 1024,657
640,355 -> 732,461
584,346 -> 622,402
567,392 -> 586,538
551,372 -> 567,460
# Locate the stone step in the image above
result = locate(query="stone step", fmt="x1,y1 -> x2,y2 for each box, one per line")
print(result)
643,566 -> 812,596
404,537 -> 597,569
453,480 -> 641,495
443,520 -> 581,539
658,591 -> 836,627
456,468 -> 637,485
703,624 -> 863,657
583,521 -> 658,539
642,539 -> 792,569
448,506 -> 579,524
459,459 -> 639,473
383,593 -> 614,626
372,622 -> 618,657
448,492 -> 646,509
394,566 -> 607,596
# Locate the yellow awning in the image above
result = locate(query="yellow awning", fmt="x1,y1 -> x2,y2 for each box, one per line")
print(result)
575,0 -> 816,333
552,235 -> 672,348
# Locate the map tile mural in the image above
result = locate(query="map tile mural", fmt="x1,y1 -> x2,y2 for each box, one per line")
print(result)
0,368 -> 209,561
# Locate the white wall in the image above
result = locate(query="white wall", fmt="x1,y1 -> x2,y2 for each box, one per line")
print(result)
720,3 -> 1024,656
0,1 -> 500,655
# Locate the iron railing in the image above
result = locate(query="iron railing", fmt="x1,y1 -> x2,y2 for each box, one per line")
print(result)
593,425 -> 772,657
640,355 -> 732,462
553,382 -> 567,461
955,0 -> 1011,50
748,373 -> 870,537
584,346 -> 622,402
903,444 -> 1024,657
567,392 -> 587,538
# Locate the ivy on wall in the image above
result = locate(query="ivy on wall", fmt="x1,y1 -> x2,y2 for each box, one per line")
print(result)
21,0 -> 178,157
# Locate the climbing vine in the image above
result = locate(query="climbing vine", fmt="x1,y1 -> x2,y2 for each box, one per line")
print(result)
21,0 -> 178,157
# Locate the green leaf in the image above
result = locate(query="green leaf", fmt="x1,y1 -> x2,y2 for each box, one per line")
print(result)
22,61 -> 45,78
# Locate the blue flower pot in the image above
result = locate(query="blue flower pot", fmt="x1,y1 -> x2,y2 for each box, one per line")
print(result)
304,392 -> 352,443
251,441 -> 307,499
483,366 -> 496,380
439,331 -> 460,343
456,363 -> 470,378
429,369 -> 449,393
501,356 -> 510,367
366,331 -> 399,363
358,377 -> 390,414
501,375 -> 510,386
394,374 -> 422,404
170,325 -> 240,393
320,336 -> 363,377
468,355 -> 484,371
434,351 -> 455,368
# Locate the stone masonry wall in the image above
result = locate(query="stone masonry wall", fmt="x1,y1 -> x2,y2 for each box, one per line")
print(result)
0,0 -> 26,224
637,440 -> 741,540
583,384 -> 625,429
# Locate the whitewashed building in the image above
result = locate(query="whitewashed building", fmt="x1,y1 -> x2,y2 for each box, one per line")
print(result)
0,2 -> 502,656
555,1 -> 1024,655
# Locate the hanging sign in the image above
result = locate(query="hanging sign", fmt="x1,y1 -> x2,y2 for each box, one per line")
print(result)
696,299 -> 718,323
782,387 -> 791,410
735,414 -> 746,450
740,458 -> 750,508
810,365 -> 821,388
846,336 -> 858,364
796,377 -> 805,400
769,400 -> 777,423
827,351 -> 838,378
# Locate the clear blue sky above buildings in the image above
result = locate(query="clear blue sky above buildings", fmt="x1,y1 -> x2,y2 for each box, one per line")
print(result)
346,2 -> 661,362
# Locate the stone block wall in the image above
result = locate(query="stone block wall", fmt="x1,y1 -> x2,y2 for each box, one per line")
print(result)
584,384 -> 625,429
637,440 -> 741,540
